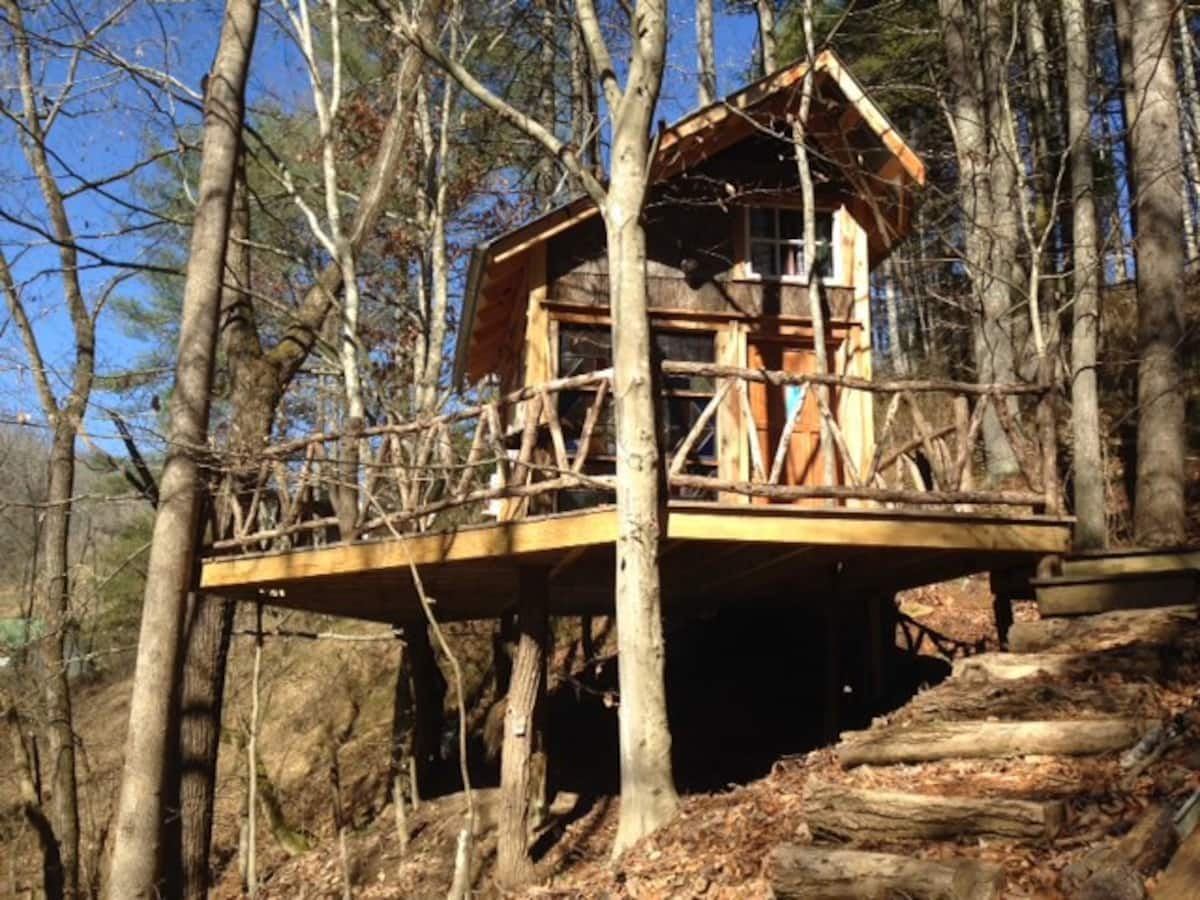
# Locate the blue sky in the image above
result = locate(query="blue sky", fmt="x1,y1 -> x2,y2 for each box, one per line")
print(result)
0,0 -> 760,453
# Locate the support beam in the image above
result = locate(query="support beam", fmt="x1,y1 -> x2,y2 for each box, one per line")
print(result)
496,567 -> 549,888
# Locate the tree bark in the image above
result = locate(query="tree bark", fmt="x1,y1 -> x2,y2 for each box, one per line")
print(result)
838,718 -> 1145,768
939,0 -> 1022,478
804,781 -> 1065,842
767,845 -> 1005,900
695,0 -> 716,105
755,0 -> 777,74
1122,0 -> 1188,546
177,593 -> 235,900
496,569 -> 548,888
1176,9 -> 1200,266
108,2 -> 259,895
1062,0 -> 1106,550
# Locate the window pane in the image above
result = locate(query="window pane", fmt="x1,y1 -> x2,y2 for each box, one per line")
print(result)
749,208 -> 775,238
779,209 -> 804,240
816,212 -> 834,243
559,324 -> 611,376
751,241 -> 778,276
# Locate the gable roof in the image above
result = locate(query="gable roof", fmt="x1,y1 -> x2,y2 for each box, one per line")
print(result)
454,49 -> 925,385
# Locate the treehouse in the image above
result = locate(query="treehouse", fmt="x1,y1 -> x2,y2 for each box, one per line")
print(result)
200,52 -> 1072,630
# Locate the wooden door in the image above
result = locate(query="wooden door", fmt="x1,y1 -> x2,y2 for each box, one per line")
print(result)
747,338 -> 837,500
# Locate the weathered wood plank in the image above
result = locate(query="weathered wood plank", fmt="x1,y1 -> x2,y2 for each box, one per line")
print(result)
838,719 -> 1145,768
804,781 -> 1065,842
766,845 -> 1005,900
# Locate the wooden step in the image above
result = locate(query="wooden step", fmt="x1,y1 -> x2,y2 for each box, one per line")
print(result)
1033,569 -> 1196,617
804,780 -> 1065,842
838,718 -> 1146,769
1007,605 -> 1198,653
900,679 -> 1153,724
1061,548 -> 1200,579
767,845 -> 1005,900
952,648 -> 1167,682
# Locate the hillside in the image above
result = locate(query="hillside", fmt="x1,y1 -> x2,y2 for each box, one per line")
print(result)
19,577 -> 1180,899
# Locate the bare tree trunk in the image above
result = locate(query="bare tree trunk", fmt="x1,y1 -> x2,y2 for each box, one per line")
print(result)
1062,0 -> 1106,550
1120,0 -> 1188,546
939,0 -> 1021,478
882,258 -> 909,376
178,593 -> 235,900
246,603 -> 263,898
40,423 -> 81,900
1176,8 -> 1200,265
5,702 -> 64,900
108,2 -> 259,894
793,0 -> 837,493
695,0 -> 716,105
406,0 -> 679,857
755,0 -> 777,74
607,170 -> 679,856
496,569 -> 548,888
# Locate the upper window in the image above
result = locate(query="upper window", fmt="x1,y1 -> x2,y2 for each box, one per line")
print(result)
747,207 -> 835,281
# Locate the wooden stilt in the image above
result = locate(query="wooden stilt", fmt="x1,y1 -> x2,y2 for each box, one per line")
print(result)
992,592 -> 1014,649
496,567 -> 549,888
406,621 -> 446,803
823,596 -> 841,743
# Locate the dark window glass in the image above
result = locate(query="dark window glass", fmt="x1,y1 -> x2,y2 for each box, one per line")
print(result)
747,207 -> 834,280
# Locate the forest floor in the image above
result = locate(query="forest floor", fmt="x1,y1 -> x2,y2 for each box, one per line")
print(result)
2,574 -> 1197,898
209,575 -> 1200,899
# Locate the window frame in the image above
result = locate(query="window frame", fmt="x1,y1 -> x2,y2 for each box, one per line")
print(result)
741,205 -> 842,286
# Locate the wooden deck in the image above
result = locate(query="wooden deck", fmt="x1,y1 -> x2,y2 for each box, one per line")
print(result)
200,502 -> 1072,623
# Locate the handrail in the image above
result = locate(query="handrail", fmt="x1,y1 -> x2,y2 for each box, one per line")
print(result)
205,364 -> 1060,554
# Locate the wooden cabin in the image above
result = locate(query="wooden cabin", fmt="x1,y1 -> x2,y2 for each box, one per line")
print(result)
200,52 -> 1071,627
454,50 -> 924,506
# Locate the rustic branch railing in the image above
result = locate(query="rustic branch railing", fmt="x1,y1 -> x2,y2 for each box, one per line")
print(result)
206,362 -> 1061,554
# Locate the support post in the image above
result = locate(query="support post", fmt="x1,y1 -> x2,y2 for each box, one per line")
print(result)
823,593 -> 842,743
406,621 -> 446,803
496,567 -> 549,888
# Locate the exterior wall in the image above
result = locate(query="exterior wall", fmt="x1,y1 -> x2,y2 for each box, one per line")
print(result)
508,133 -> 880,498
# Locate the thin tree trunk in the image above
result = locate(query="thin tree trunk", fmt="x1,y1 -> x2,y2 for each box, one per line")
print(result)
1062,0 -> 1106,550
695,0 -> 716,105
178,147 -> 253,900
755,0 -> 777,74
496,569 -> 548,888
1176,8 -> 1200,265
108,2 -> 259,894
883,258 -> 909,376
793,0 -> 837,493
940,0 -> 1021,478
40,423 -> 81,900
246,603 -> 263,898
1121,0 -> 1188,546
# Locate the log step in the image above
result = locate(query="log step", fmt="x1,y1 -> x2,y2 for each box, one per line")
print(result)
838,718 -> 1145,769
901,679 -> 1153,724
804,780 -> 1065,842
951,648 -> 1165,682
767,845 -> 1005,900
1007,604 -> 1197,654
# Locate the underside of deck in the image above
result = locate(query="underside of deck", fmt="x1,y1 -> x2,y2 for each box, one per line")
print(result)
199,503 -> 1072,623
